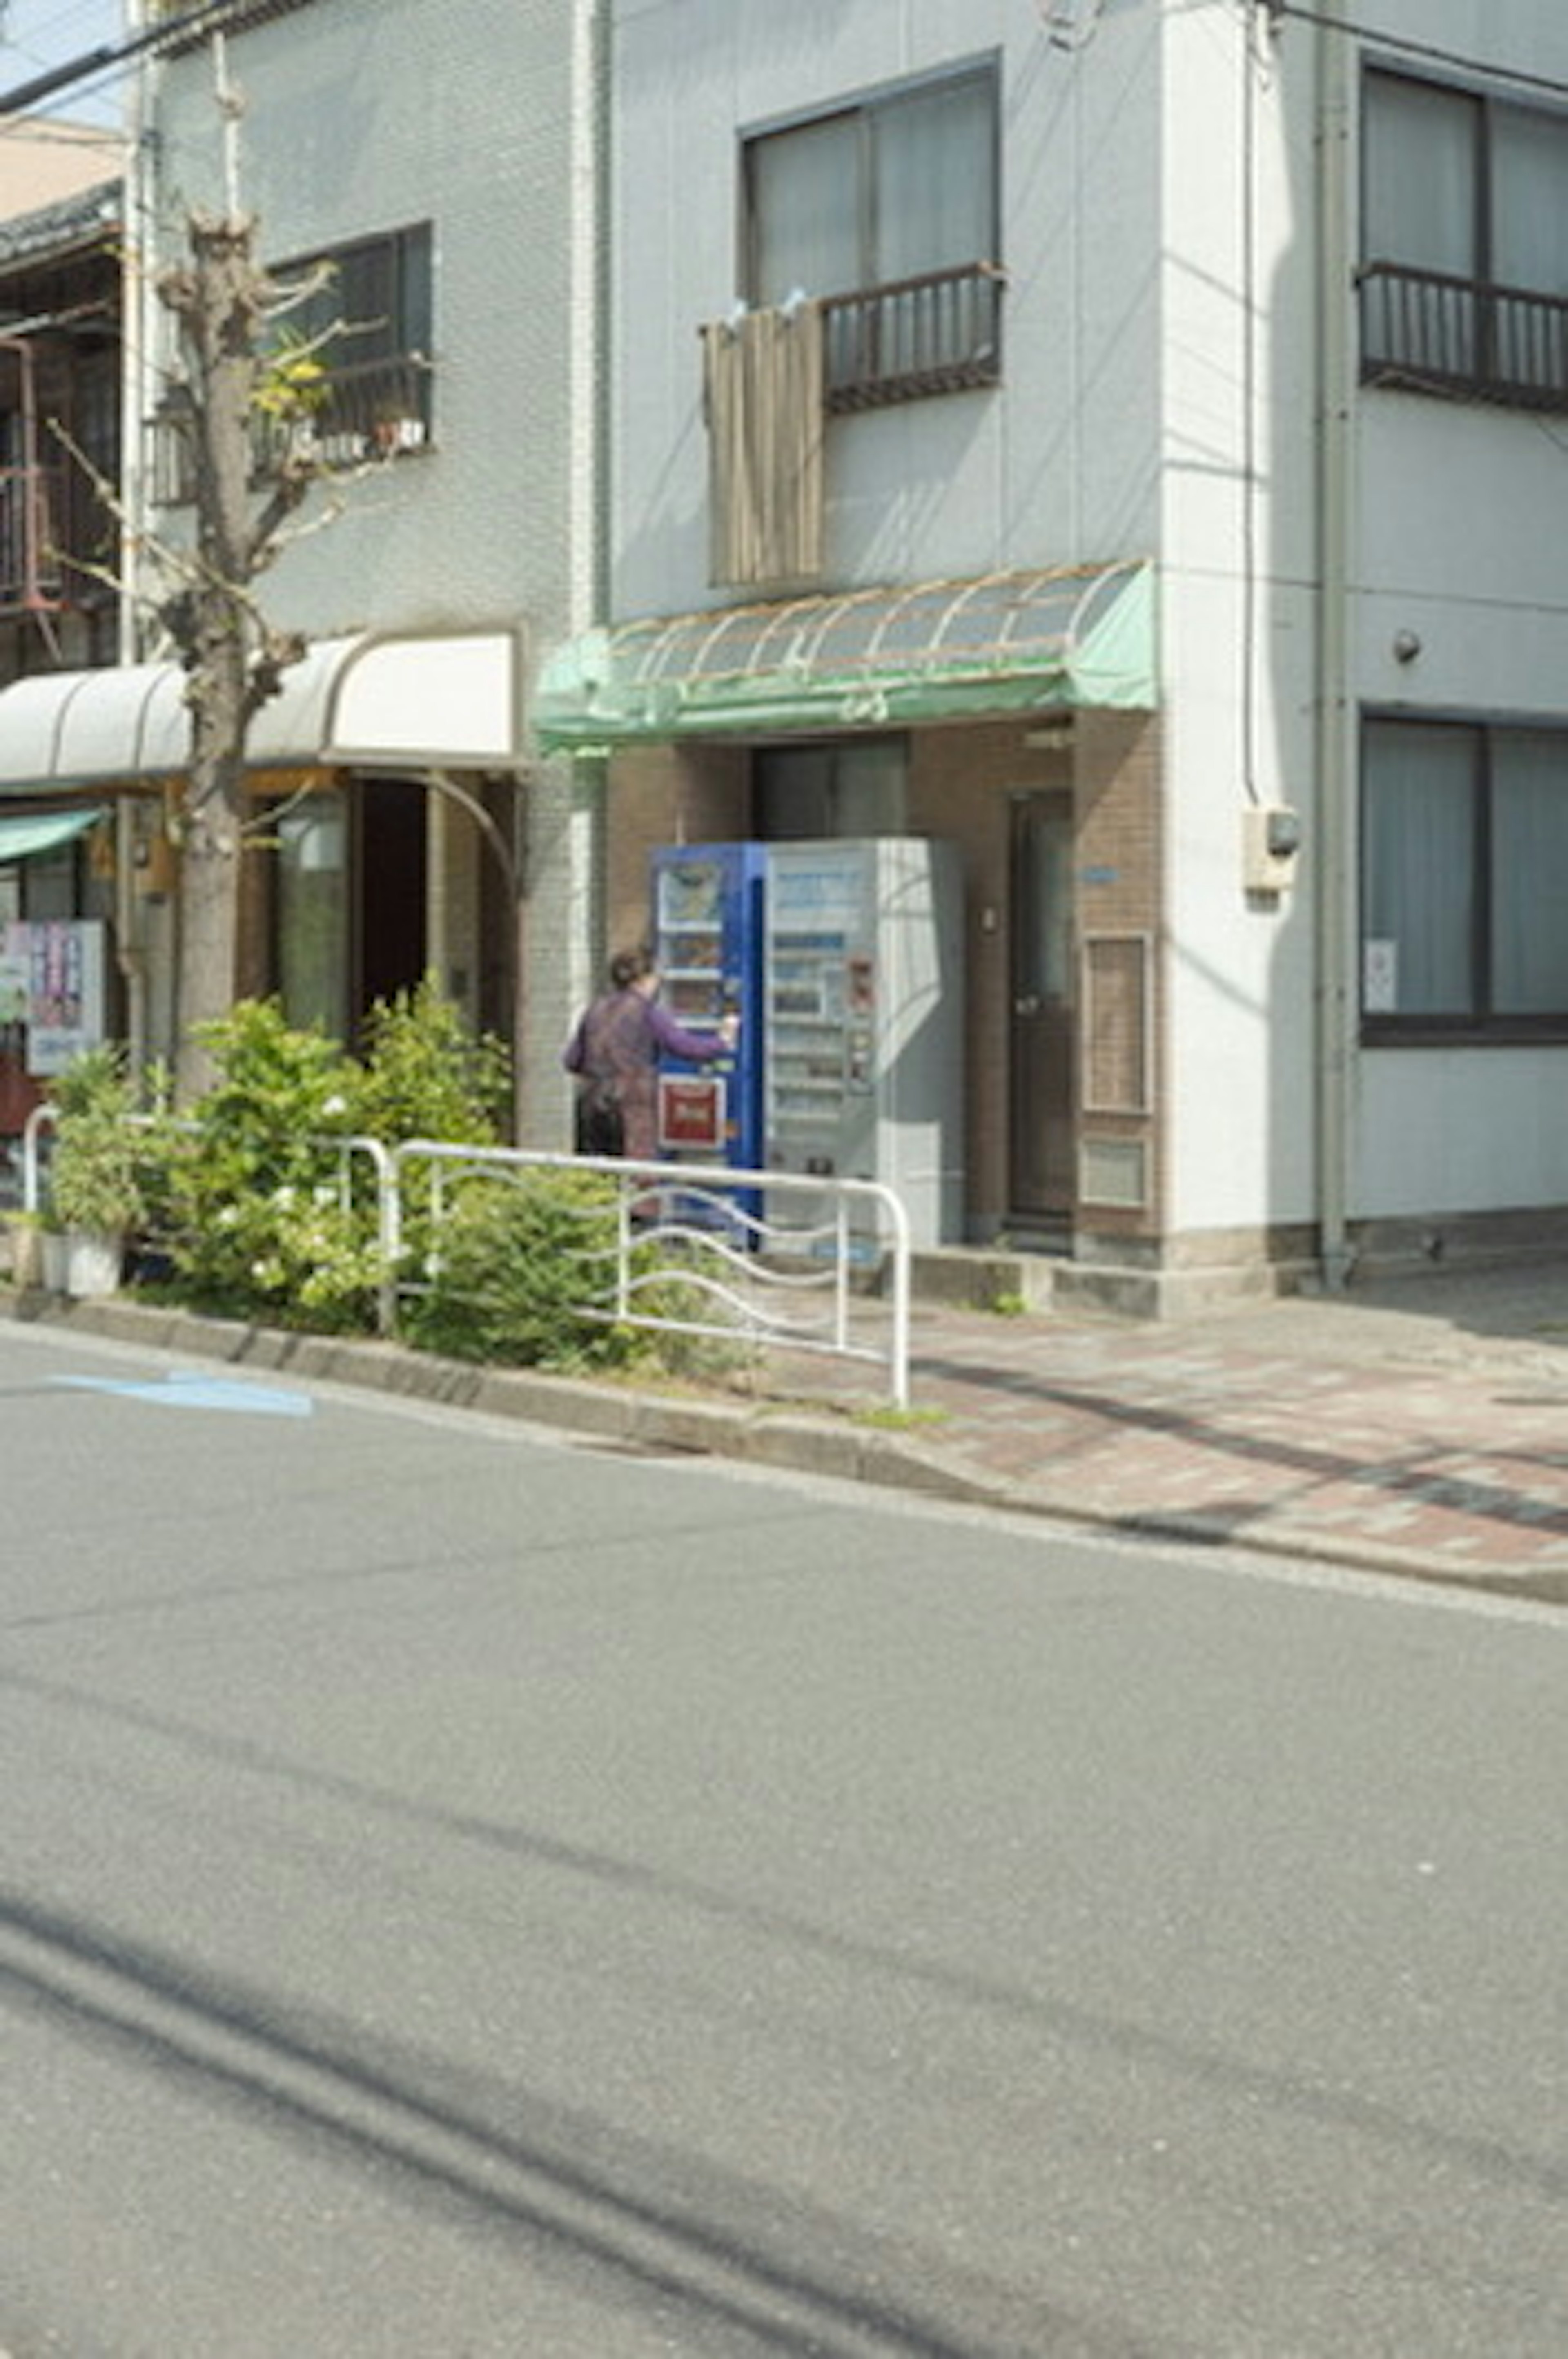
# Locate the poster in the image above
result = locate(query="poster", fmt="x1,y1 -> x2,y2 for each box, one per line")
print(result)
10,920 -> 107,1075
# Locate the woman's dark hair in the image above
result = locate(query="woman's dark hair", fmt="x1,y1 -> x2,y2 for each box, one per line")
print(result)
609,944 -> 656,991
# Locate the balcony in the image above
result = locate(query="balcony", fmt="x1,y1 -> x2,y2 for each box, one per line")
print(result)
1359,259 -> 1568,412
0,461 -> 109,615
820,261 -> 1004,413
149,352 -> 433,506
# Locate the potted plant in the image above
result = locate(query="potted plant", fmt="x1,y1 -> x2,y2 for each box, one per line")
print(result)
1,1206 -> 45,1290
45,1045 -> 146,1298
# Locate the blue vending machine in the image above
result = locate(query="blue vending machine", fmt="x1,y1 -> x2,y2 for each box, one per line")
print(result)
649,843 -> 767,1205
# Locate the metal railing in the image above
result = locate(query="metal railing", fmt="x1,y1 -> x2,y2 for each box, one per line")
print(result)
821,261 -> 1004,412
0,461 -> 108,612
390,1143 -> 912,1407
1359,260 -> 1568,411
18,1113 -> 914,1408
149,353 -> 433,504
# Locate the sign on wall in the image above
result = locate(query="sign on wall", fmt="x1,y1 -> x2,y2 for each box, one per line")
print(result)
1,920 -> 107,1075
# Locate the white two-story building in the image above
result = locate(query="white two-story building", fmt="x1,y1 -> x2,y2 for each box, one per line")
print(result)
0,0 -> 606,1137
538,0 -> 1568,1306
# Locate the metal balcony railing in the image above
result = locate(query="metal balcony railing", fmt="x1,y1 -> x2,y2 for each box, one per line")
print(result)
1359,259 -> 1568,412
820,261 -> 1004,412
149,353 -> 433,505
0,462 -> 110,613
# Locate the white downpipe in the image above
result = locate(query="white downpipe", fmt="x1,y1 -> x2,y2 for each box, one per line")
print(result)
1314,19 -> 1356,1291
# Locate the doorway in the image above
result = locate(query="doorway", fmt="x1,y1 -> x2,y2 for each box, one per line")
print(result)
1008,791 -> 1075,1225
274,778 -> 428,1046
356,778 -> 428,1028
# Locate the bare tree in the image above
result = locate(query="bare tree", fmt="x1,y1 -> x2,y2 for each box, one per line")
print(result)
152,205 -> 325,1095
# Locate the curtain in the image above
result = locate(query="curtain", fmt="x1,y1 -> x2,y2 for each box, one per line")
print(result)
1363,76 -> 1477,277
749,115 -> 860,306
1494,105 -> 1568,296
877,76 -> 994,281
1493,732 -> 1568,1014
703,303 -> 825,588
1362,722 -> 1476,1016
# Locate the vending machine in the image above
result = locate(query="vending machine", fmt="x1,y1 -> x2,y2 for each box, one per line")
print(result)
649,842 -> 766,1176
648,838 -> 963,1249
763,839 -> 963,1249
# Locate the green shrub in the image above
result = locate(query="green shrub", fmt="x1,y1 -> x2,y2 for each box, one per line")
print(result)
47,1045 -> 145,1234
353,972 -> 511,1146
160,1000 -> 375,1329
401,1166 -> 647,1371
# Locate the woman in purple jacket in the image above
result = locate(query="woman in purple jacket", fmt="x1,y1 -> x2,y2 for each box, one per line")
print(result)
563,945 -> 737,1160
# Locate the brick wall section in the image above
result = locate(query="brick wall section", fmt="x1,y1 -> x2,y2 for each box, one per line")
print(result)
1073,710 -> 1163,1247
603,746 -> 749,961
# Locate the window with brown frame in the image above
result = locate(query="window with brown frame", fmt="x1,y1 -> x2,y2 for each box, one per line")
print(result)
742,62 -> 1003,413
1361,715 -> 1568,1041
1360,68 -> 1568,411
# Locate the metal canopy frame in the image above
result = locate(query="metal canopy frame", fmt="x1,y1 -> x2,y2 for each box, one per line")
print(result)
537,559 -> 1156,751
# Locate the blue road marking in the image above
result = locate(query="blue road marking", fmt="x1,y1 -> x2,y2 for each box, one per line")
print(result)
49,1369 -> 314,1417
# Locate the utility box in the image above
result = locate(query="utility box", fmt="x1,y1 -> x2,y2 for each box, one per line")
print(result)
1242,805 -> 1302,896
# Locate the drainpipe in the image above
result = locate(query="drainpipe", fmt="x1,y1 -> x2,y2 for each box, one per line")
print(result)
1314,16 -> 1356,1290
116,7 -> 155,1079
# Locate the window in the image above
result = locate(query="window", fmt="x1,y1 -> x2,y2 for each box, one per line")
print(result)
272,223 -> 434,466
1361,717 -> 1568,1038
150,221 -> 433,504
1361,70 -> 1568,409
754,739 -> 907,839
742,63 -> 1002,411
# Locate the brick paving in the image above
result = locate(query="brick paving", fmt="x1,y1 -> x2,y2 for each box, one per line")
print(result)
760,1267 -> 1568,1596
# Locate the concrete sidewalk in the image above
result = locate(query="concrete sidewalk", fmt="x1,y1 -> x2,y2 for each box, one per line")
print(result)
7,1260 -> 1568,1603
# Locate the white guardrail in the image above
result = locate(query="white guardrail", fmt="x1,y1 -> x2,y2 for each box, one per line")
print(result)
19,1113 -> 914,1409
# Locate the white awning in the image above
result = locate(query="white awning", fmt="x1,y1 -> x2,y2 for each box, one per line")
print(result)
0,627 -> 526,795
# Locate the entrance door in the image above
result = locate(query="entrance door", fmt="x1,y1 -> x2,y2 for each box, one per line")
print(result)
1009,792 -> 1074,1223
356,778 -> 428,1028
274,780 -> 428,1046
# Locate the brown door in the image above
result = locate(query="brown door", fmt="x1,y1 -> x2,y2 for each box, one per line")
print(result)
1009,792 -> 1074,1222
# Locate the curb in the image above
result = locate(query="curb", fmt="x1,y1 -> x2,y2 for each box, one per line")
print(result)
4,1289 -> 1564,1607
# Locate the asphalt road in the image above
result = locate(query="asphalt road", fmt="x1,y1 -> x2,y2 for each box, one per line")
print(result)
2,1318 -> 1565,2358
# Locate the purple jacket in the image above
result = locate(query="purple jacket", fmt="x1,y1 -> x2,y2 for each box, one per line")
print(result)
563,986 -> 730,1159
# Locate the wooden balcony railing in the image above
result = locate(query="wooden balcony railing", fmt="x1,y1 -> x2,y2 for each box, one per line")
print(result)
1359,259 -> 1568,412
820,261 -> 1005,412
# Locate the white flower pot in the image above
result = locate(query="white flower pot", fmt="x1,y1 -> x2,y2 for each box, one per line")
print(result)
63,1227 -> 123,1298
41,1228 -> 70,1292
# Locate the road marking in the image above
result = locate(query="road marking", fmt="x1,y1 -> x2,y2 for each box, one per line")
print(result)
49,1369 -> 314,1418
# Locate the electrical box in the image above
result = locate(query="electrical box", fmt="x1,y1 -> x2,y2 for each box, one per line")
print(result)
1242,805 -> 1302,896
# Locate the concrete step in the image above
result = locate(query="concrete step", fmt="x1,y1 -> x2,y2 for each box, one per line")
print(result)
909,1246 -> 1315,1323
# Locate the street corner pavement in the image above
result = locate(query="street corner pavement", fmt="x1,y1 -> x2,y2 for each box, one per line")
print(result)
757,1263 -> 1568,1601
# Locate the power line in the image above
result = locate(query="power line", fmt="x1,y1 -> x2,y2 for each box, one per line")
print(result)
0,0 -> 240,117
1272,1 -> 1568,103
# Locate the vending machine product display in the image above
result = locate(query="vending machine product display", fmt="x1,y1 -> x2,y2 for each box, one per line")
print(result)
649,843 -> 766,1171
647,838 -> 963,1248
763,839 -> 963,1248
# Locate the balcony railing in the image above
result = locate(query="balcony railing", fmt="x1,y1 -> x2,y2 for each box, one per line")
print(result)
820,261 -> 1004,412
0,462 -> 111,614
1359,259 -> 1568,412
149,353 -> 433,506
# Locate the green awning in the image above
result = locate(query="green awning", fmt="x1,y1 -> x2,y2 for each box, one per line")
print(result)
536,559 -> 1155,753
0,806 -> 105,863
